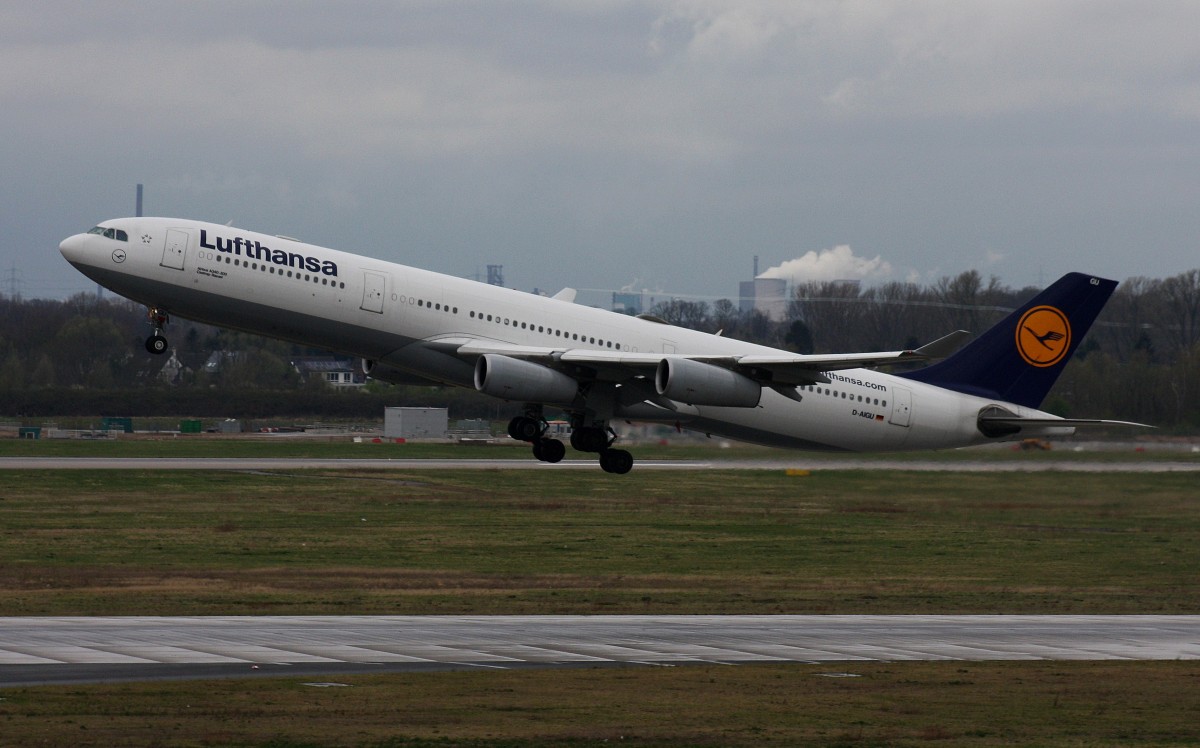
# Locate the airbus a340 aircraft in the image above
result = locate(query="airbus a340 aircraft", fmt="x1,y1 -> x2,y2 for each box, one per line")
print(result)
60,217 -> 1142,473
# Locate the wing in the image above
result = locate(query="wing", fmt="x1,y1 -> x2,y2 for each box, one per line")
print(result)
421,329 -> 971,405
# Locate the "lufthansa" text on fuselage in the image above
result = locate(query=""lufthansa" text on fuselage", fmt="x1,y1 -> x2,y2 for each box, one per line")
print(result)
200,230 -> 338,276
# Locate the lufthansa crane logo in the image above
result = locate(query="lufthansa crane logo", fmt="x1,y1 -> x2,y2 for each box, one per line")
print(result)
1016,305 -> 1071,367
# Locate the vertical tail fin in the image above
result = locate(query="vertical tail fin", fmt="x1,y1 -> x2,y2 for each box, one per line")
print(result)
900,272 -> 1117,408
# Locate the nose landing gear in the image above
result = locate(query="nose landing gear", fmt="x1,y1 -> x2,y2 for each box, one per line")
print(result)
144,307 -> 169,355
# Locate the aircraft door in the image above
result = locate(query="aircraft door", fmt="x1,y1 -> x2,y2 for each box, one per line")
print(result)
361,271 -> 386,314
161,229 -> 188,270
889,386 -> 912,427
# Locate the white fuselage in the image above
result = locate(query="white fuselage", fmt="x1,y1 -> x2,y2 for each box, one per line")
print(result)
59,217 -> 1062,452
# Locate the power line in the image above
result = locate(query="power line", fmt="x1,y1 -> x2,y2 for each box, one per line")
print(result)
3,262 -> 22,300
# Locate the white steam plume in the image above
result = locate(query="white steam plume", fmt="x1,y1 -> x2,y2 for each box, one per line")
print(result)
758,245 -> 892,284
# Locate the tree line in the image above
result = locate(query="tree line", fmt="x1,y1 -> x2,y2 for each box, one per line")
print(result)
2,268 -> 1197,429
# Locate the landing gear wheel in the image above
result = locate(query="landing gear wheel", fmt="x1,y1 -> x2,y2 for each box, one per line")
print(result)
145,334 -> 168,355
533,438 -> 566,464
599,448 -> 633,474
507,416 -> 541,442
145,307 -> 170,355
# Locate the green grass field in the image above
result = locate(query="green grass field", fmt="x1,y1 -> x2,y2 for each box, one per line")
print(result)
2,468 -> 1197,616
5,662 -> 1200,747
1,450 -> 1198,746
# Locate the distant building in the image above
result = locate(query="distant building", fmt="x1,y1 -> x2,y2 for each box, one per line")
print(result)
203,350 -> 243,374
291,356 -> 365,388
739,277 -> 788,322
611,292 -> 644,316
157,350 -> 189,384
612,290 -> 682,317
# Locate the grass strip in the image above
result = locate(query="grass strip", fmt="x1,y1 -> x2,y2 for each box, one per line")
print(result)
3,661 -> 1199,746
0,469 -> 1196,616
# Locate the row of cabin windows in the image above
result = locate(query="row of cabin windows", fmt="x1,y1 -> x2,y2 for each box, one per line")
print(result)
387,295 -> 626,350
466,309 -> 622,349
218,254 -> 346,289
801,384 -> 886,408
416,299 -> 458,314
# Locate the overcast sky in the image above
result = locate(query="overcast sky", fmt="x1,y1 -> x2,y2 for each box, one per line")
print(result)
4,1 -> 1199,303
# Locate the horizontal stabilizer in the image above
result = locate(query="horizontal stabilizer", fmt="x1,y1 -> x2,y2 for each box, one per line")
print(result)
914,330 -> 971,359
978,416 -> 1154,430
977,410 -> 1154,438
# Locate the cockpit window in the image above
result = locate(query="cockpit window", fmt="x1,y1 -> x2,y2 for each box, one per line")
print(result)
88,226 -> 128,241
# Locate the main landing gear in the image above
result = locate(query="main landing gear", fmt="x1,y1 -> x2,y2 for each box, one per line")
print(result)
506,407 -> 634,474
144,307 -> 170,355
570,425 -> 634,475
508,409 -> 566,465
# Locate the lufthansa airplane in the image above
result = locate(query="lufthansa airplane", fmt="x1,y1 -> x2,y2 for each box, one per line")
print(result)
60,218 -> 1142,473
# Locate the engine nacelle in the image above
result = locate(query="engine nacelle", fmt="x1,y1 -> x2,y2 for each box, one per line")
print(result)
655,357 -> 761,408
474,354 -> 579,404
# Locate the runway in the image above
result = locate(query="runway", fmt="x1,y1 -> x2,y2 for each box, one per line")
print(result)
1,456 -> 1198,472
2,615 -> 1198,686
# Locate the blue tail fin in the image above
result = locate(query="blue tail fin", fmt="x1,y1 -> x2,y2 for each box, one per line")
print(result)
899,272 -> 1117,408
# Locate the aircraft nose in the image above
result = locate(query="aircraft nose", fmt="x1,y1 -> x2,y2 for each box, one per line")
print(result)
59,233 -> 86,264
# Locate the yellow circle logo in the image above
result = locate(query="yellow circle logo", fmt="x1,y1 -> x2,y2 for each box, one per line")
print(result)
1016,306 -> 1072,367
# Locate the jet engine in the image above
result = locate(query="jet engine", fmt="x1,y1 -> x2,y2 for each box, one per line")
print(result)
655,357 -> 762,408
474,354 -> 580,404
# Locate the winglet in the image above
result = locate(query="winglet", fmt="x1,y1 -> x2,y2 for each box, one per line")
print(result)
551,288 -> 577,303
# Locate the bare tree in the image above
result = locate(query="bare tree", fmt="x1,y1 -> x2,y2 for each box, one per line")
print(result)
1159,270 -> 1200,354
